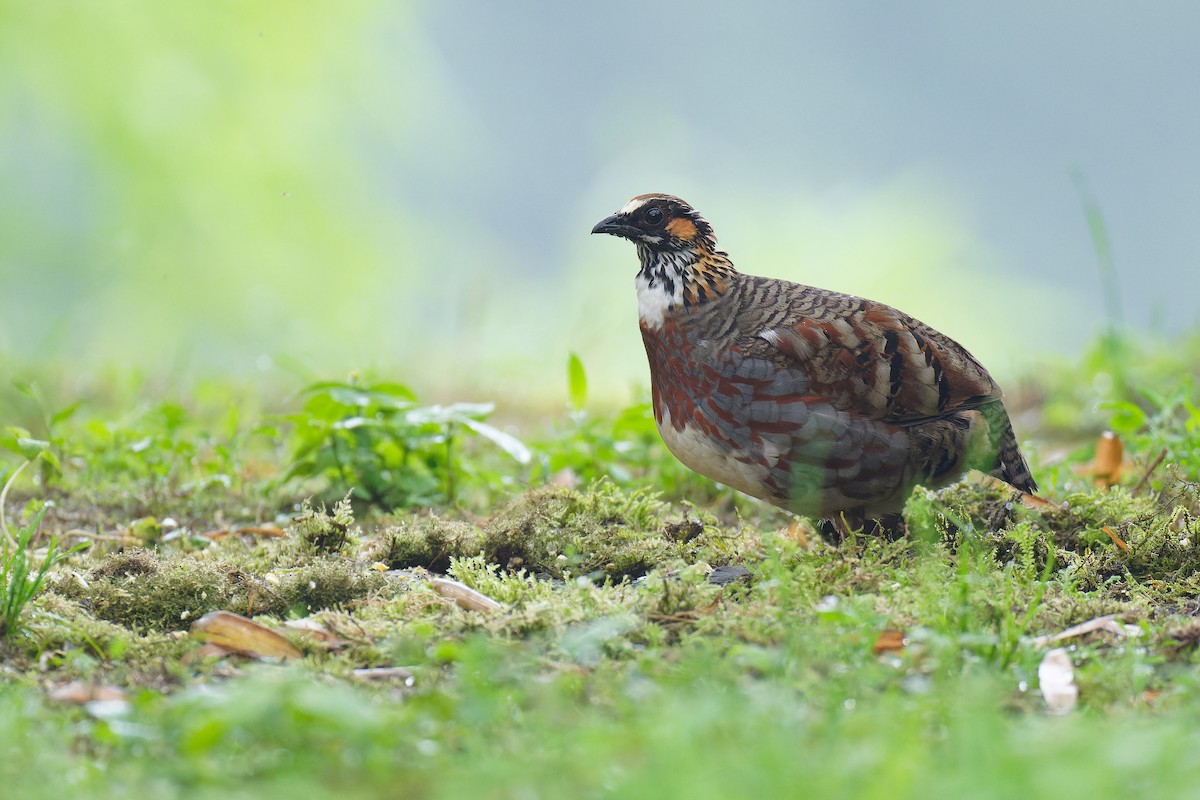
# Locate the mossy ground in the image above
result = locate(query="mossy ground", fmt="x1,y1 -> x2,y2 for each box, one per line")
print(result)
2,336 -> 1200,798
5,478 -> 1200,798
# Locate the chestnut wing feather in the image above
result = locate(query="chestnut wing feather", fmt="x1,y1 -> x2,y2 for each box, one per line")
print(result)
746,292 -> 1001,424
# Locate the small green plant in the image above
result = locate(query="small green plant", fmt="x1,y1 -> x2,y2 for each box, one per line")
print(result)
1105,376 -> 1200,483
0,380 -> 77,487
280,379 -> 531,508
2,381 -> 261,519
566,351 -> 588,418
1,502 -> 87,640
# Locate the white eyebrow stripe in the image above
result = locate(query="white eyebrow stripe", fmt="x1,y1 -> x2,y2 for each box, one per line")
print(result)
619,197 -> 649,215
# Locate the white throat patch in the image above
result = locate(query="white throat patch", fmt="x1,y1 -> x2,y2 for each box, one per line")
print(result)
635,247 -> 694,328
636,270 -> 682,328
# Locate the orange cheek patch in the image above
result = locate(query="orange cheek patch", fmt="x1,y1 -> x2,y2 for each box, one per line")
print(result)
666,217 -> 697,240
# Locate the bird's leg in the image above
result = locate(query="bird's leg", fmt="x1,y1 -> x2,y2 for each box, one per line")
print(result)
816,518 -> 845,546
818,511 -> 907,543
817,511 -> 865,545
867,513 -> 907,541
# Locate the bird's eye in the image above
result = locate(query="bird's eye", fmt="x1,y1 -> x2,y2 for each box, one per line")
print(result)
644,207 -> 664,226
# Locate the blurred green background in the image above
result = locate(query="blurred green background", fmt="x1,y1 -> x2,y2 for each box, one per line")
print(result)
3,2 -> 1198,408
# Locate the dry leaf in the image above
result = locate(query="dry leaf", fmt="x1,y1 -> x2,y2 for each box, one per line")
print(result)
1102,525 -> 1130,553
977,474 -> 1058,511
284,618 -> 348,650
1018,492 -> 1056,510
1092,431 -> 1124,487
48,681 -> 127,705
48,681 -> 131,719
783,518 -> 810,548
429,578 -> 503,612
352,667 -> 416,684
872,629 -> 906,655
181,642 -> 237,664
205,525 -> 286,541
1029,613 -> 1141,647
1038,648 -> 1078,714
1072,431 -> 1125,489
190,610 -> 302,660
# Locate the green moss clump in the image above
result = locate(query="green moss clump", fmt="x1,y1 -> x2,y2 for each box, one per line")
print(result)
363,482 -> 737,583
25,593 -> 193,686
57,549 -> 386,632
371,515 -> 485,572
274,559 -> 386,616
89,549 -> 162,580
289,494 -> 356,556
908,474 -> 1200,598
480,481 -> 712,581
61,554 -> 241,632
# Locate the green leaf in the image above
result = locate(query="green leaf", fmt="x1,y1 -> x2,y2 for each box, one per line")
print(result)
567,352 -> 587,413
366,382 -> 418,401
37,449 -> 62,474
1,428 -> 51,460
460,418 -> 532,464
301,381 -> 415,411
405,403 -> 493,427
48,399 -> 84,428
1104,401 -> 1147,435
10,380 -> 37,401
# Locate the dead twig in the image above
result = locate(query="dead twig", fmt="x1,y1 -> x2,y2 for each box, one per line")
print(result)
204,525 -> 286,541
1132,447 -> 1169,497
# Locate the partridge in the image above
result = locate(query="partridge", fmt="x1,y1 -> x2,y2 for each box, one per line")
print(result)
591,193 -> 1036,534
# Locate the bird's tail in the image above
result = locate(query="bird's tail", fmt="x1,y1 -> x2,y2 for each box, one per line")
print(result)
980,401 -> 1037,493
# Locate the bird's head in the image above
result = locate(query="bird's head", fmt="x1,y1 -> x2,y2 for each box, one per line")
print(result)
590,194 -> 717,254
592,194 -> 736,323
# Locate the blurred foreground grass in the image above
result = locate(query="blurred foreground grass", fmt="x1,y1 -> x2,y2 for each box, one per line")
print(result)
0,330 -> 1196,798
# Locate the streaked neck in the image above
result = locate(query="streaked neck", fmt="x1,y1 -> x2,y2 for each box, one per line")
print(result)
636,246 -> 737,328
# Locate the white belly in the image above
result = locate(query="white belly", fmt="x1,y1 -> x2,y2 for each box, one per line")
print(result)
656,407 -> 771,500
